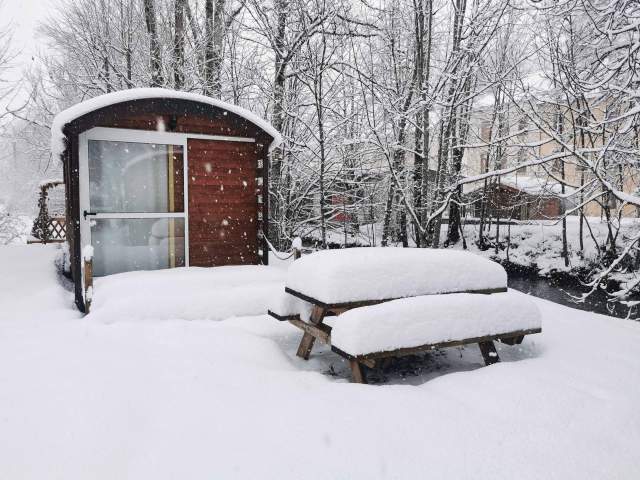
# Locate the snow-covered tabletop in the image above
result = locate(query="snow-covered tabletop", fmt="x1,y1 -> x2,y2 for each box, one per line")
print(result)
285,247 -> 507,306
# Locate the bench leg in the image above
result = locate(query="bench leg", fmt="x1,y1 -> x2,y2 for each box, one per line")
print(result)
295,306 -> 326,360
478,341 -> 500,366
296,333 -> 316,359
349,359 -> 368,384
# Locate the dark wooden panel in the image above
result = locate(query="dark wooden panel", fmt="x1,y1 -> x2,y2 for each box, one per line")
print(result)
189,179 -> 256,189
187,142 -> 256,151
65,99 -> 269,140
189,185 -> 256,194
188,206 -> 257,216
187,138 -> 259,267
189,229 -> 257,241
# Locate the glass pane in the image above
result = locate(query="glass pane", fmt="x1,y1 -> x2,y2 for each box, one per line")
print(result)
88,140 -> 184,213
91,218 -> 185,277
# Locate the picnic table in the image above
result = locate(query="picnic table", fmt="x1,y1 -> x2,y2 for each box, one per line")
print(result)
268,248 -> 542,383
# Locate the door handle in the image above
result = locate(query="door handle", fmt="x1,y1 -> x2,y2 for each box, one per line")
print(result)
83,210 -> 97,220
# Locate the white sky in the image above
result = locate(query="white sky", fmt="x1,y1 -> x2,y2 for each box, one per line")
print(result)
2,0 -> 57,107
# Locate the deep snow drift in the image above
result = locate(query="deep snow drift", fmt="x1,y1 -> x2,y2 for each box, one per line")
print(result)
1,244 -> 639,480
89,265 -> 287,322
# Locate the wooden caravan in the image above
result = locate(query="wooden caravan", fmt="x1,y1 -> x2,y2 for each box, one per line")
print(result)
52,89 -> 280,312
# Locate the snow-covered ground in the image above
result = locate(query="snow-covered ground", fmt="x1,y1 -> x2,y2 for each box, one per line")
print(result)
89,265 -> 286,323
1,244 -> 640,479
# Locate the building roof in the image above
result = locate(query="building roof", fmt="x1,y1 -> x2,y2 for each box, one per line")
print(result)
51,88 -> 283,157
465,175 -> 572,196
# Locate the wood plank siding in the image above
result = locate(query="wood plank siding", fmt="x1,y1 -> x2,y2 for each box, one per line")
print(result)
188,139 -> 260,266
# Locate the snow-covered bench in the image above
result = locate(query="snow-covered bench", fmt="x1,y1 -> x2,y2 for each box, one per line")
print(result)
268,248 -> 541,383
330,292 -> 541,383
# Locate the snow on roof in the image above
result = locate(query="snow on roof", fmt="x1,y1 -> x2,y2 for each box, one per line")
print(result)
466,175 -> 571,196
503,176 -> 573,195
50,88 -> 282,157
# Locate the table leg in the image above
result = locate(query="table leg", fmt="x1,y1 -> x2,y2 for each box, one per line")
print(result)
295,305 -> 326,360
478,340 -> 500,366
349,359 -> 367,384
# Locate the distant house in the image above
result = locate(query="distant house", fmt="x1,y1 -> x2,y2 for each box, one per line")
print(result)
464,176 -> 566,220
462,94 -> 640,219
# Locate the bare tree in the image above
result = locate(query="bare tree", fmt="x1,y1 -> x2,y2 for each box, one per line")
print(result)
174,0 -> 185,89
143,0 -> 163,86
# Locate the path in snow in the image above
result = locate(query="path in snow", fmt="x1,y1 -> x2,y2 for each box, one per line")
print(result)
0,244 -> 639,480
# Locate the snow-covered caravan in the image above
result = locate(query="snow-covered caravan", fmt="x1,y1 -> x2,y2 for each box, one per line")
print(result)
52,88 -> 281,312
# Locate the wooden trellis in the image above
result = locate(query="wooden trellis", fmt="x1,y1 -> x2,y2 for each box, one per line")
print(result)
28,181 -> 67,244
47,216 -> 67,241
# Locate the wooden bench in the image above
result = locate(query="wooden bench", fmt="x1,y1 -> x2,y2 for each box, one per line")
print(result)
269,289 -> 541,384
267,247 -> 541,383
332,328 -> 541,384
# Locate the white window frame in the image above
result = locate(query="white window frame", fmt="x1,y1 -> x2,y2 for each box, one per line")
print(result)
78,127 -> 255,279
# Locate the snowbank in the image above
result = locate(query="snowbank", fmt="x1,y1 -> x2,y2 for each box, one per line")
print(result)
88,265 -> 286,322
286,247 -> 507,304
331,291 -> 541,355
50,88 -> 283,157
0,244 -> 78,322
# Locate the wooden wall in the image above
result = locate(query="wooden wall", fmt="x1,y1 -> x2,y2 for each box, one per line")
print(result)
469,184 -> 562,220
188,139 -> 260,266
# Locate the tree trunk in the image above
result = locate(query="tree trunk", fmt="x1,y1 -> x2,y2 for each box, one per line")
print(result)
211,0 -> 227,97
268,0 -> 289,248
412,0 -> 425,247
445,146 -> 464,245
316,63 -> 328,249
556,104 -> 569,266
143,0 -> 163,87
204,0 -> 214,94
444,0 -> 471,246
381,182 -> 395,247
419,0 -> 433,247
174,0 -> 185,89
429,0 -> 466,248
428,118 -> 448,248
381,77 -> 418,246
